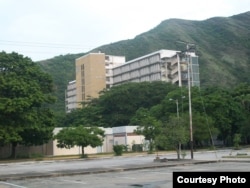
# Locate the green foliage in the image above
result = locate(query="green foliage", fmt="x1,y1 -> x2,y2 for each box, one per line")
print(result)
62,81 -> 177,128
113,145 -> 124,156
61,79 -> 250,148
233,133 -> 241,150
155,115 -> 189,158
98,81 -> 177,127
131,107 -> 162,153
54,125 -> 104,155
37,53 -> 85,125
0,52 -> 56,158
37,12 -> 250,115
199,86 -> 245,146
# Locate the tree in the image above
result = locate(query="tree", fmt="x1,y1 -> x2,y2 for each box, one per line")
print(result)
201,87 -> 244,146
150,86 -> 219,150
98,81 -> 178,127
0,52 -> 56,158
130,107 -> 161,153
191,112 -> 218,148
232,83 -> 250,144
54,126 -> 105,156
63,104 -> 105,127
155,115 -> 189,159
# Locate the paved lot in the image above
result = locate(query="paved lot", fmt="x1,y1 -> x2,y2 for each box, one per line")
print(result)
0,149 -> 249,187
1,161 -> 250,188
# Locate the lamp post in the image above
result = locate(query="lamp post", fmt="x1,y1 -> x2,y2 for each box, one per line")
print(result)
169,98 -> 179,119
169,98 -> 181,159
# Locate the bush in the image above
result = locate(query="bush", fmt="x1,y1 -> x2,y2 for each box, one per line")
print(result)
233,134 -> 241,150
113,145 -> 124,156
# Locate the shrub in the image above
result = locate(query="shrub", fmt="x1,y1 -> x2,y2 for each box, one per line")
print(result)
233,134 -> 241,150
113,145 -> 124,156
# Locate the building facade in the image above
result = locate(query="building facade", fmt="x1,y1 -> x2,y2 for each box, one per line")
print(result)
65,80 -> 77,113
0,126 -> 144,158
51,126 -> 144,156
112,50 -> 199,87
74,53 -> 125,109
112,50 -> 177,86
164,51 -> 200,87
65,49 -> 199,112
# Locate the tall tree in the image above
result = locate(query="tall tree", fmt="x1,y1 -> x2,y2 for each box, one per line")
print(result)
155,115 -> 189,159
0,52 -> 56,158
62,81 -> 178,128
98,81 -> 178,127
231,83 -> 250,144
130,107 -> 161,153
201,87 -> 243,145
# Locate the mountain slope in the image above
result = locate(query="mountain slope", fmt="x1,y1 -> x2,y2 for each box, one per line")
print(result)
92,11 -> 250,87
38,53 -> 84,115
37,11 -> 250,115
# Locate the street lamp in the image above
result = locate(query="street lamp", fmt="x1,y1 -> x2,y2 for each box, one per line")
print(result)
169,98 -> 183,159
169,96 -> 185,120
169,98 -> 179,120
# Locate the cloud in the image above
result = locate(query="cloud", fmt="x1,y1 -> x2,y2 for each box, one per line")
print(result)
0,0 -> 250,61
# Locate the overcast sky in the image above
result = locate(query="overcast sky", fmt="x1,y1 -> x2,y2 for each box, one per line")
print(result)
0,0 -> 249,61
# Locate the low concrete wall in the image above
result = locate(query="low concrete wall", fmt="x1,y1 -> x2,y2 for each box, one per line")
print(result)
0,143 -> 52,158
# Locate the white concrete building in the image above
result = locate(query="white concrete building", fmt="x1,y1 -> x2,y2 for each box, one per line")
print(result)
111,50 -> 178,86
65,49 -> 200,112
0,126 -> 145,158
104,55 -> 126,89
112,126 -> 145,150
51,126 -> 144,156
112,49 -> 199,87
65,80 -> 77,113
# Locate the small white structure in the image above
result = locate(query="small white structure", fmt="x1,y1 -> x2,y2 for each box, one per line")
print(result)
51,126 -> 144,156
0,126 -> 145,158
113,126 -> 144,151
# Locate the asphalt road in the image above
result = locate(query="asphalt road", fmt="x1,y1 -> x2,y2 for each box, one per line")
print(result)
1,161 -> 250,188
0,149 -> 249,188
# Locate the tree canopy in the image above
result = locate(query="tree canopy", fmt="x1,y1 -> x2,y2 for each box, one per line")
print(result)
61,80 -> 250,154
54,126 -> 104,156
61,81 -> 178,128
0,52 -> 56,158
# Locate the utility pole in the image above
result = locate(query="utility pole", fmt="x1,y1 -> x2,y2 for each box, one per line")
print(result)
187,55 -> 194,159
176,40 -> 195,159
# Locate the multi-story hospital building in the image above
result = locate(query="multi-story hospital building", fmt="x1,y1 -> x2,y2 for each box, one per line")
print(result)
65,49 -> 199,113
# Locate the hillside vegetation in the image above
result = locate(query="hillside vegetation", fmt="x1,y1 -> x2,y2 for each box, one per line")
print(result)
38,53 -> 84,115
37,11 -> 250,116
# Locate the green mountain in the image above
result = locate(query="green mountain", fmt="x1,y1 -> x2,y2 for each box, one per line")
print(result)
37,11 -> 250,115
